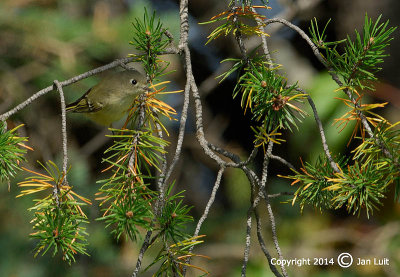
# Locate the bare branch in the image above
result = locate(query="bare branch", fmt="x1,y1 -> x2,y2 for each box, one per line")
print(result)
255,207 -> 284,277
0,57 -> 134,121
179,0 -> 189,50
245,172 -> 284,277
53,80 -> 68,207
241,209 -> 252,276
163,67 -> 191,185
251,7 -> 273,66
268,153 -> 296,171
54,80 -> 68,175
182,167 -> 225,275
260,141 -> 288,277
131,230 -> 159,277
195,167 -> 225,238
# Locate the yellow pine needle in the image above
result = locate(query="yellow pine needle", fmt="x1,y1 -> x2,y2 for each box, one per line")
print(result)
303,183 -> 313,190
288,93 -> 307,101
334,118 -> 351,133
289,178 -> 301,186
252,5 -> 272,9
33,245 -> 45,257
149,80 -> 170,88
286,102 -> 307,114
291,194 -> 297,206
148,86 -> 167,96
389,121 -> 400,128
149,80 -> 183,95
138,148 -> 152,166
268,136 -> 284,145
334,97 -> 353,106
68,190 -> 92,205
177,262 -> 209,274
324,184 -> 342,191
66,194 -> 86,216
16,142 -> 34,151
334,86 -> 361,97
361,102 -> 388,110
95,195 -> 108,201
365,116 -> 383,127
177,254 -> 211,260
97,195 -> 114,208
30,230 -> 45,236
101,154 -> 128,173
210,10 -> 230,20
298,158 -> 312,176
229,8 -> 266,20
148,97 -> 176,112
128,162 -> 138,176
17,189 -> 48,197
17,187 -> 50,196
102,199 -> 118,217
334,86 -> 350,93
18,179 -> 53,187
17,179 -> 53,197
9,124 -> 25,133
244,87 -> 253,114
158,89 -> 183,95
21,167 -> 53,180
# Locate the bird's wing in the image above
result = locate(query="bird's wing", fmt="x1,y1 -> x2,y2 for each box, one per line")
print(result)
66,87 -> 103,113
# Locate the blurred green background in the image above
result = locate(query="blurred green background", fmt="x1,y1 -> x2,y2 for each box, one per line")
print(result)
0,0 -> 399,276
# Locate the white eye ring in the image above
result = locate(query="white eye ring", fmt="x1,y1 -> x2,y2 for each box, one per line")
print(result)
130,79 -> 137,85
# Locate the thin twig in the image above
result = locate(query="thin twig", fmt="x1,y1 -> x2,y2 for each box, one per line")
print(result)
185,50 -> 228,166
208,142 -> 241,163
268,153 -> 296,171
131,230 -> 161,277
178,0 -> 189,51
192,167 -> 225,243
305,93 -> 341,172
244,171 -> 284,277
0,57 -> 135,121
255,207 -> 284,277
260,141 -> 288,277
251,7 -> 273,66
241,207 -> 253,276
163,68 -> 191,185
54,80 -> 68,175
183,167 -> 225,275
130,104 -> 165,277
253,189 -> 284,277
232,8 -> 248,60
154,118 -> 168,203
128,94 -> 146,171
53,80 -> 67,207
241,147 -> 259,166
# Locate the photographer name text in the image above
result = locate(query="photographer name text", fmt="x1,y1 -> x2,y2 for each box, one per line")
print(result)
270,254 -> 390,268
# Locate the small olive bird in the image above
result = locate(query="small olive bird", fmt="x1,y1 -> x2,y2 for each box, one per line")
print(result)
66,70 -> 149,126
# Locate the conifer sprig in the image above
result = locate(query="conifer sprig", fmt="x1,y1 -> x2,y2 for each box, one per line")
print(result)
0,122 -> 30,184
18,161 -> 90,264
285,14 -> 399,217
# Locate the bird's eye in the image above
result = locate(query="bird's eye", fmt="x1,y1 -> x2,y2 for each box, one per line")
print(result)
130,79 -> 137,85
